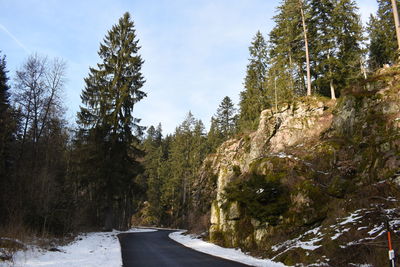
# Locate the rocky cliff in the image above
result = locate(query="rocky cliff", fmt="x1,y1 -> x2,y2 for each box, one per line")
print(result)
191,66 -> 400,266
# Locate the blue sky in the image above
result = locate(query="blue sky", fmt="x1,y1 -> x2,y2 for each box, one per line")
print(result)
0,0 -> 378,134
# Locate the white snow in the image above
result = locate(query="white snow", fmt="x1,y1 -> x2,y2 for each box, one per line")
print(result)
330,232 -> 342,240
330,228 -> 350,240
256,188 -> 265,194
7,228 -> 156,267
275,152 -> 300,161
390,219 -> 400,229
338,210 -> 364,226
272,227 -> 322,253
169,231 -> 287,267
368,224 -> 384,236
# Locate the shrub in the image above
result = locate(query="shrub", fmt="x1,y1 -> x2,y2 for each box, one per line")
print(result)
224,173 -> 289,225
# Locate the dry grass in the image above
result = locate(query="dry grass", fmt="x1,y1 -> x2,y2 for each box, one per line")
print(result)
0,221 -> 33,263
0,221 -> 75,265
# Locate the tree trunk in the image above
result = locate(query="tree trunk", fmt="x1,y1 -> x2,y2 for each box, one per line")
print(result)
392,0 -> 400,53
274,76 -> 278,111
299,0 -> 312,96
330,79 -> 336,100
360,58 -> 367,80
104,205 -> 113,231
327,53 -> 336,100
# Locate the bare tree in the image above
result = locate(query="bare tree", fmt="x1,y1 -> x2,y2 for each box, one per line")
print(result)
14,54 -> 66,150
11,54 -> 68,234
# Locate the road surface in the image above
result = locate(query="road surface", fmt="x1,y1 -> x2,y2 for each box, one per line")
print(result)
118,230 -> 248,267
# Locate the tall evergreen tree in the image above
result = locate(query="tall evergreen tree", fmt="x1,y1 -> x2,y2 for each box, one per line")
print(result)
0,53 -> 11,174
269,0 -> 307,98
239,31 -> 269,131
308,0 -> 337,98
214,96 -> 237,139
308,0 -> 363,98
143,124 -> 164,224
0,53 -> 10,118
299,0 -> 312,96
159,112 -> 207,227
333,0 -> 365,89
0,53 -> 14,225
368,0 -> 400,70
76,12 -> 146,230
206,117 -> 224,153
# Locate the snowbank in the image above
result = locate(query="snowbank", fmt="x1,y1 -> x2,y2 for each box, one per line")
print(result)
7,228 -> 156,267
169,231 -> 287,267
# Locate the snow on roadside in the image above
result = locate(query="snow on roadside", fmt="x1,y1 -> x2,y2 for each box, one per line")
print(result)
7,228 -> 156,267
169,231 -> 287,267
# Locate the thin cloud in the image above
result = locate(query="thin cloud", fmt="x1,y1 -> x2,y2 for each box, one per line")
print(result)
0,23 -> 30,54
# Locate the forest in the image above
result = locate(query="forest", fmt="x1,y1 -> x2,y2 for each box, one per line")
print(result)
0,0 -> 399,238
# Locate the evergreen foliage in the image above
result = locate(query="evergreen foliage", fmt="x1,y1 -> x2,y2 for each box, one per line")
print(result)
238,31 -> 270,132
368,0 -> 400,70
0,53 -> 11,175
269,0 -> 307,98
160,112 -> 207,226
214,96 -> 237,139
206,117 -> 224,153
308,0 -> 364,98
0,53 -> 14,225
143,124 -> 164,225
76,12 -> 146,230
332,0 -> 365,90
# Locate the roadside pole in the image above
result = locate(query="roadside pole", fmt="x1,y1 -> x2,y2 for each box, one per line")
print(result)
388,227 -> 395,267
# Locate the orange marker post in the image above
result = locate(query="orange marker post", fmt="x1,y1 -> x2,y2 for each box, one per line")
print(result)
388,231 -> 395,267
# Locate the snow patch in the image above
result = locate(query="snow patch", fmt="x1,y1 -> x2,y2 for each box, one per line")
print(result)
338,210 -> 364,226
368,224 -> 384,235
330,232 -> 342,240
272,227 -> 322,253
7,228 -> 156,267
275,152 -> 300,161
169,231 -> 286,267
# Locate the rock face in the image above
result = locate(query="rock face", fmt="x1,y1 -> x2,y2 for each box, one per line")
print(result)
191,67 -> 400,266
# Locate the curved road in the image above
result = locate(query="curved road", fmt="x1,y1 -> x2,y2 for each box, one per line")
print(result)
118,230 -> 248,267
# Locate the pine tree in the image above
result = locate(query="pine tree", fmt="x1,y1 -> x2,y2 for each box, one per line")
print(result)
239,31 -> 269,131
206,117 -> 224,153
333,0 -> 365,89
0,53 -> 11,173
0,54 -> 10,118
0,53 -> 14,225
76,12 -> 146,230
214,96 -> 237,139
308,0 -> 363,98
299,0 -> 312,96
308,0 -> 336,98
269,0 -> 307,98
143,124 -> 164,224
368,0 -> 400,70
159,112 -> 208,227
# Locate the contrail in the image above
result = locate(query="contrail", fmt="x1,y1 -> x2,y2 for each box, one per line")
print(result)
0,23 -> 30,54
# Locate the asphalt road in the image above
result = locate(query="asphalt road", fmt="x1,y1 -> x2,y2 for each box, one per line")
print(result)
118,230 -> 248,267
